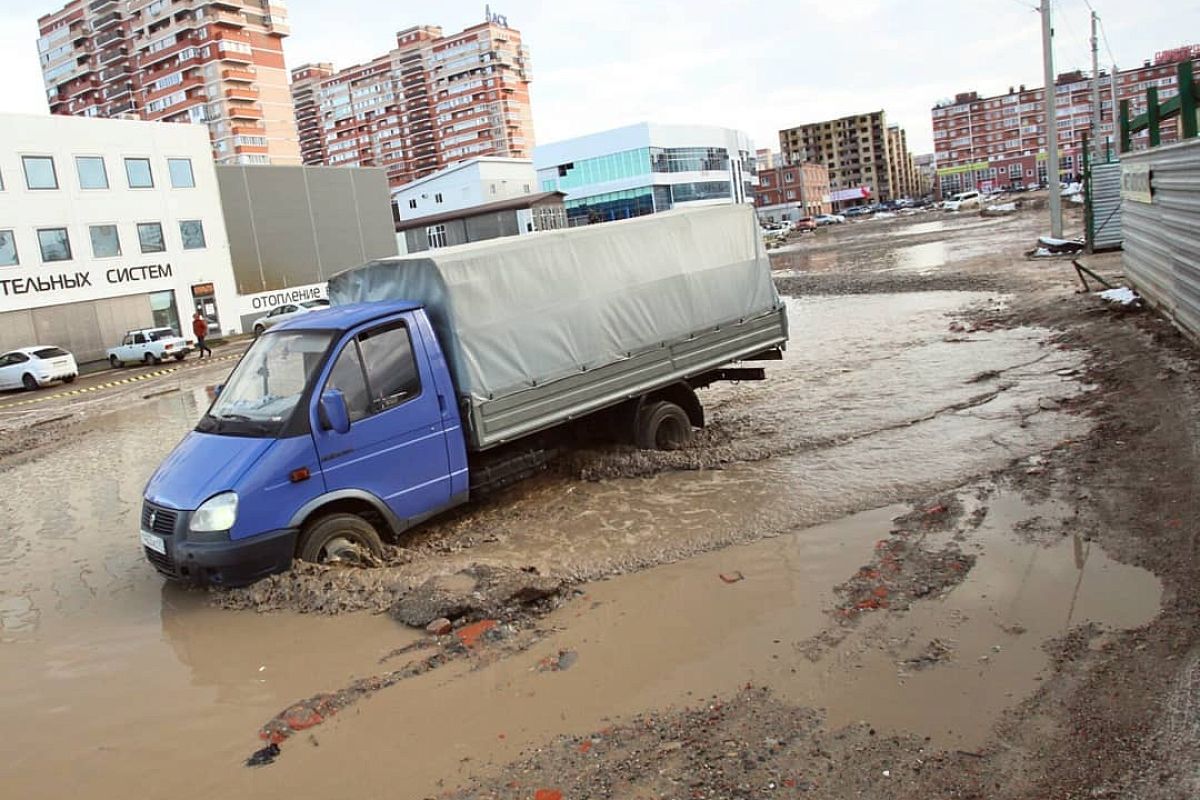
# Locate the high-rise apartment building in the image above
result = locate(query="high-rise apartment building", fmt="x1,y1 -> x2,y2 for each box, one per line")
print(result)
292,17 -> 534,189
289,61 -> 333,165
930,45 -> 1200,196
780,110 -> 917,203
36,0 -> 300,165
886,124 -> 920,199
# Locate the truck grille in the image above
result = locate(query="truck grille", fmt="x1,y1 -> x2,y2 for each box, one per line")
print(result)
141,502 -> 179,536
144,546 -> 178,577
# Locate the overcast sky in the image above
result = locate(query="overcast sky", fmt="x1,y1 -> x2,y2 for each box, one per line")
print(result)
3,0 -> 1197,155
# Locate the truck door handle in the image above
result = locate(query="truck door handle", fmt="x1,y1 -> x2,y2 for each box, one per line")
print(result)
437,393 -> 447,413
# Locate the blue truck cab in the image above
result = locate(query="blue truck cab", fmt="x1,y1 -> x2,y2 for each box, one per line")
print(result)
141,300 -> 469,586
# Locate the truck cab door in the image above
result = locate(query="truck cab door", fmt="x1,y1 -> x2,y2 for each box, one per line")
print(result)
312,315 -> 453,525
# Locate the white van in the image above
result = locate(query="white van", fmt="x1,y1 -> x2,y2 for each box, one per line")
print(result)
943,190 -> 981,212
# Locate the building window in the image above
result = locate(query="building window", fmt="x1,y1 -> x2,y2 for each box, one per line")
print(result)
426,224 -> 447,249
179,220 -> 206,249
670,181 -> 732,204
125,158 -> 154,189
89,224 -> 121,258
168,158 -> 195,188
37,228 -> 72,262
149,290 -> 180,333
75,156 -> 108,189
408,199 -> 417,209
137,222 -> 166,253
0,230 -> 17,266
22,156 -> 58,190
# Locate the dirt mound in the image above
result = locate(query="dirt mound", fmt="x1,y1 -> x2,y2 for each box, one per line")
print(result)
441,685 -> 983,799
775,272 -> 1001,297
834,537 -> 975,619
390,564 -> 566,627
214,560 -> 411,614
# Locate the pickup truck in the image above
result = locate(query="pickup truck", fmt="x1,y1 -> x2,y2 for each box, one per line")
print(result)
108,327 -> 191,367
140,205 -> 789,586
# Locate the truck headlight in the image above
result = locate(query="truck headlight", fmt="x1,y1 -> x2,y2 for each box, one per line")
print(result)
191,492 -> 239,532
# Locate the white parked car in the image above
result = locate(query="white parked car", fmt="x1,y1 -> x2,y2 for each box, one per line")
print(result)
251,299 -> 331,336
107,327 -> 191,367
815,214 -> 845,226
943,190 -> 982,212
0,346 -> 78,391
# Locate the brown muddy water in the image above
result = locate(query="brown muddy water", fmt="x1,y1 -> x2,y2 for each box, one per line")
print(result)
0,279 -> 1163,797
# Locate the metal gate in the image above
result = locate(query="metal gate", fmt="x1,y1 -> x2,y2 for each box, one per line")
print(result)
1087,160 -> 1123,251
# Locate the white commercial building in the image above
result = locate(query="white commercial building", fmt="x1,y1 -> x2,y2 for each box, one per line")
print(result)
392,157 -> 539,222
0,114 -> 238,363
533,123 -> 757,225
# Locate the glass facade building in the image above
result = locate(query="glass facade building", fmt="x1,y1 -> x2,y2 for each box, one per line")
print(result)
534,124 -> 756,225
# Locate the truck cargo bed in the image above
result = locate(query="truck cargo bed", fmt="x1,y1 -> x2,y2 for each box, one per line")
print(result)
465,305 -> 786,449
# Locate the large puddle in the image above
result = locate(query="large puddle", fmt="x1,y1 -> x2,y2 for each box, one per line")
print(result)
0,282 -> 1160,796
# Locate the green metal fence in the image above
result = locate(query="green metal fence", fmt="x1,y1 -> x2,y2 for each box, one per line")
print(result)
1120,61 -> 1199,152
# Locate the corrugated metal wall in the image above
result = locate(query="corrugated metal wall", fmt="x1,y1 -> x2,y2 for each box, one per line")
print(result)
1122,138 -> 1200,339
216,165 -> 399,332
1089,161 -> 1123,250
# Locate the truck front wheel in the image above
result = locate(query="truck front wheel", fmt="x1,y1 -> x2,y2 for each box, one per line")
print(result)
635,400 -> 692,451
297,513 -> 385,566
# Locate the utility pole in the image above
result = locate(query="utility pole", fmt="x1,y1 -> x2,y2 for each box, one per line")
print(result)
1090,11 -> 1102,161
1109,65 -> 1120,158
1041,0 -> 1063,237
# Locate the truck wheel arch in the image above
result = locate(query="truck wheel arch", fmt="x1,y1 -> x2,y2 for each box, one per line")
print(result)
640,382 -> 704,429
288,490 -> 405,541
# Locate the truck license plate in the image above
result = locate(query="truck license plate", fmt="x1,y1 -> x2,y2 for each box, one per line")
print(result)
140,530 -> 166,555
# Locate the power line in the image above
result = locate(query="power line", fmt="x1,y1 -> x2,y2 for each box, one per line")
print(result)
1051,0 -> 1095,70
1097,16 -> 1118,65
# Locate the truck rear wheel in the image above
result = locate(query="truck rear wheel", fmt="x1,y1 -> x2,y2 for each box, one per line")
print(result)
635,400 -> 692,450
297,513 -> 385,566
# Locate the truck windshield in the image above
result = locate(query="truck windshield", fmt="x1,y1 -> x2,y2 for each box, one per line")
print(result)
198,331 -> 332,437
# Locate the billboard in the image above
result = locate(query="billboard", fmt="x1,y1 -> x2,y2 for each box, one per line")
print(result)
830,186 -> 872,202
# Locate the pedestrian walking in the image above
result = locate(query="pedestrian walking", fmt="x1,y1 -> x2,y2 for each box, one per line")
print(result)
192,311 -> 212,359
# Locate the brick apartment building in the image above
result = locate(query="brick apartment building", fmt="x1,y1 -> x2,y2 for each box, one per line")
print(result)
755,162 -> 831,221
290,61 -> 333,165
930,44 -> 1200,196
779,110 -> 920,204
36,0 -> 301,165
290,17 -> 534,189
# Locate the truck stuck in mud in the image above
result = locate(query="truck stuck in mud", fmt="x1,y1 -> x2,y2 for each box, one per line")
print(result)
139,205 -> 788,586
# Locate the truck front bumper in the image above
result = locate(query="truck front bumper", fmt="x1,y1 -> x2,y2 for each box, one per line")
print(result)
145,527 -> 297,587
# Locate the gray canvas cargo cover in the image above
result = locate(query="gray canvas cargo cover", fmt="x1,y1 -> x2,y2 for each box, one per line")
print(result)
328,203 -> 784,433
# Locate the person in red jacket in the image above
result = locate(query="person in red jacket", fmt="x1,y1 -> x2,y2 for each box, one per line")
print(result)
192,311 -> 212,359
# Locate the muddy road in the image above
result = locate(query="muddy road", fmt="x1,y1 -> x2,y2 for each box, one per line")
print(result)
2,209 -> 1198,799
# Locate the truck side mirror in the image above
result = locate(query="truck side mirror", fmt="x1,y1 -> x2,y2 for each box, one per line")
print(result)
213,383 -> 223,397
319,389 -> 351,434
